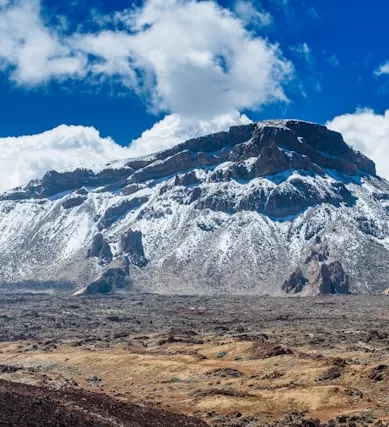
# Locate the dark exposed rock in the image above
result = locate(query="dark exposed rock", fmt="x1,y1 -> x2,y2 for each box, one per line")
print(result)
369,364 -> 388,381
207,368 -> 243,378
194,189 -> 238,214
75,187 -> 89,196
129,149 -> 230,184
0,380 -> 208,427
174,171 -> 202,187
265,179 -> 355,218
250,342 -> 294,359
327,261 -> 350,294
152,124 -> 255,164
87,234 -> 104,258
61,187 -> 89,210
237,188 -> 268,212
283,259 -> 349,296
122,183 -> 147,196
191,172 -> 356,218
366,330 -> 388,341
98,197 -> 149,230
311,263 -> 333,294
2,167 -> 134,201
0,364 -> 23,374
356,216 -> 384,239
305,250 -> 328,264
307,261 -> 350,295
86,268 -> 130,294
100,242 -> 113,264
87,234 -> 113,264
282,269 -> 308,294
121,256 -> 130,274
123,121 -> 374,192
308,261 -> 350,295
157,334 -> 204,346
62,195 -> 86,209
120,230 -> 148,267
317,364 -> 344,381
284,120 -> 376,175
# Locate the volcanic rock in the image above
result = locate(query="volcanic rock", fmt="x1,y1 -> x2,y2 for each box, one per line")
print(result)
284,259 -> 350,296
282,268 -> 308,294
87,233 -> 113,264
0,380 -> 207,427
86,267 -> 129,294
120,230 -> 148,267
0,120 -> 388,295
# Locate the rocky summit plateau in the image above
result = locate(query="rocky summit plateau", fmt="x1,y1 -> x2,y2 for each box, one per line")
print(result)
1,119 -> 389,296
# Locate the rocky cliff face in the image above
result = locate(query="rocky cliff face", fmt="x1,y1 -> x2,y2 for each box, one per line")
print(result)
0,120 -> 388,295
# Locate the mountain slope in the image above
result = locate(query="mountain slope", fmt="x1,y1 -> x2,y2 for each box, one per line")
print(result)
1,120 -> 389,295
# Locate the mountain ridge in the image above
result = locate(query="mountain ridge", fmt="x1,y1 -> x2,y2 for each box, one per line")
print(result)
0,120 -> 388,296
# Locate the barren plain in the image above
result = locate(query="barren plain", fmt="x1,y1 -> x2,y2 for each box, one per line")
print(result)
1,291 -> 389,426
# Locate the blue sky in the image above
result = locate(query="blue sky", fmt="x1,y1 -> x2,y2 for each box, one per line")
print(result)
0,0 -> 388,190
1,0 -> 388,143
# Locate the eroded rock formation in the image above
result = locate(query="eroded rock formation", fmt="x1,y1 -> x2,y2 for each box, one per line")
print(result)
87,234 -> 113,264
120,230 -> 148,267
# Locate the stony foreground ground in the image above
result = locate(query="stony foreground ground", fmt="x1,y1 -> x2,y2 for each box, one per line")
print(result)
0,379 -> 208,426
0,292 -> 389,426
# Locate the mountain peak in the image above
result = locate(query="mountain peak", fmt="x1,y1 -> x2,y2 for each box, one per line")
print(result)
1,120 -> 376,203
0,120 -> 387,297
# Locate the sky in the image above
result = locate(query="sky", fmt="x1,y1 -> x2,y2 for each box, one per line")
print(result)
0,0 -> 388,191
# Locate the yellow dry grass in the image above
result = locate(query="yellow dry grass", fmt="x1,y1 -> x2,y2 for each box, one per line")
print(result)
1,335 -> 389,424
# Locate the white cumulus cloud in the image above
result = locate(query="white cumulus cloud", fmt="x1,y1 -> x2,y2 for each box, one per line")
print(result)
0,0 -> 293,117
374,61 -> 389,76
0,0 -> 294,192
130,112 -> 252,155
0,112 -> 252,193
74,0 -> 292,118
0,126 -> 129,192
327,109 -> 389,180
0,0 -> 85,85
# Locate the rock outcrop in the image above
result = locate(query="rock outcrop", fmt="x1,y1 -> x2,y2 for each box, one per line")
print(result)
87,234 -> 113,264
86,267 -> 129,294
308,261 -> 350,295
282,268 -> 308,294
283,256 -> 350,296
120,230 -> 148,267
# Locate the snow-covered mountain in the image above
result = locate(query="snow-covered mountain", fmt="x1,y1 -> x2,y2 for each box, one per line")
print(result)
1,120 -> 389,295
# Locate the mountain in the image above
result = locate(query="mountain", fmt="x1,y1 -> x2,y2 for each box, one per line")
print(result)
1,120 -> 389,296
